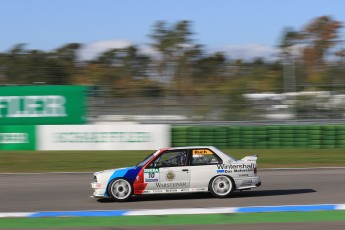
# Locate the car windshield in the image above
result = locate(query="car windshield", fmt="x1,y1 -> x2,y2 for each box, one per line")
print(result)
136,150 -> 159,167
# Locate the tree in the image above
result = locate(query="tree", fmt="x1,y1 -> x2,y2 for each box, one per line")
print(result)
0,44 -> 28,84
300,16 -> 342,83
149,20 -> 195,83
48,43 -> 81,85
279,27 -> 300,61
195,52 -> 226,84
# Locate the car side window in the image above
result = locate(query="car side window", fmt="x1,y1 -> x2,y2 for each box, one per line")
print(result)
191,149 -> 221,166
153,150 -> 188,168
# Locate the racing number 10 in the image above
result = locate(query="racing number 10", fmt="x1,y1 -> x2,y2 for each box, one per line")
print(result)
149,173 -> 155,178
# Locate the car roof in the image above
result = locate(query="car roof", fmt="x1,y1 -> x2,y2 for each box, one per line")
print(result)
166,146 -> 216,150
163,146 -> 233,161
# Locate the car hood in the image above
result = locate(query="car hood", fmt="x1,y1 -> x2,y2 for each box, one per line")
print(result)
94,166 -> 135,176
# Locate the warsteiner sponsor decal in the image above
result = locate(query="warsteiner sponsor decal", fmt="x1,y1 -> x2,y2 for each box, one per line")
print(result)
155,182 -> 189,188
192,149 -> 212,155
217,163 -> 255,172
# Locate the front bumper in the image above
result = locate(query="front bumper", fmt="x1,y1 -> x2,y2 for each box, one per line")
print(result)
91,182 -> 107,198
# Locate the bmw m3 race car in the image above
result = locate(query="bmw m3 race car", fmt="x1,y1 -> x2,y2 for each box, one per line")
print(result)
91,146 -> 261,201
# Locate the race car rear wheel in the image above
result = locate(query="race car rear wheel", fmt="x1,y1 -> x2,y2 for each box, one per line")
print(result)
209,175 -> 233,198
108,178 -> 133,202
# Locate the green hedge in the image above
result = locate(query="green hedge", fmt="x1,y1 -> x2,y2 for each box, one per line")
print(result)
171,125 -> 345,149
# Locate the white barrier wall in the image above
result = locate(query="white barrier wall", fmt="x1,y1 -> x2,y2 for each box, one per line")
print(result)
37,124 -> 170,150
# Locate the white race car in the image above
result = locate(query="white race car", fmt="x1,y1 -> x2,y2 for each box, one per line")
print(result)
91,146 -> 261,201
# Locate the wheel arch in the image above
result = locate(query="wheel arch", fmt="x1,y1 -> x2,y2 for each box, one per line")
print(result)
106,177 -> 134,199
208,174 -> 236,190
208,174 -> 236,198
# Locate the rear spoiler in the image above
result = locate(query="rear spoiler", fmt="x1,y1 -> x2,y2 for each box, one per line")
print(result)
240,155 -> 258,162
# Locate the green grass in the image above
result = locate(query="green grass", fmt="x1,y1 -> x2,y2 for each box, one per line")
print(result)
0,211 -> 345,228
0,149 -> 344,173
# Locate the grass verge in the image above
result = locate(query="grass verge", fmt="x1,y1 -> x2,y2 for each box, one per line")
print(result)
0,211 -> 345,228
0,149 -> 344,173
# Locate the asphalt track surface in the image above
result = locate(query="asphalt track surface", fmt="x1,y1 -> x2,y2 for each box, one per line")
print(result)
1,168 -> 345,229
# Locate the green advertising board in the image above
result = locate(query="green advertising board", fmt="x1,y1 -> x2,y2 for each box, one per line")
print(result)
0,125 -> 36,150
0,86 -> 87,125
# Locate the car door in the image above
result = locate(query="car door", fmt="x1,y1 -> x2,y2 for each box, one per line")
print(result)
189,148 -> 222,189
144,149 -> 191,193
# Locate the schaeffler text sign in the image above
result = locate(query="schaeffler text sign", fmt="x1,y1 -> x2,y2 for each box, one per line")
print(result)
37,125 -> 170,150
0,86 -> 87,125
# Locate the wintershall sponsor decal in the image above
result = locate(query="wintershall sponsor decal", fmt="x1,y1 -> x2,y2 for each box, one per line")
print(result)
0,96 -> 67,118
53,132 -> 151,143
0,133 -> 28,144
155,182 -> 189,188
217,163 -> 255,172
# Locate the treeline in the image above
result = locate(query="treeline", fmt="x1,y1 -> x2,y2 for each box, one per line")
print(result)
0,16 -> 345,97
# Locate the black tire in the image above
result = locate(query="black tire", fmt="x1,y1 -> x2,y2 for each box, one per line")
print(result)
209,175 -> 234,198
108,178 -> 133,202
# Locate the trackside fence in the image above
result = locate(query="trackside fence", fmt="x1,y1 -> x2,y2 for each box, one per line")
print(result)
1,124 -> 345,150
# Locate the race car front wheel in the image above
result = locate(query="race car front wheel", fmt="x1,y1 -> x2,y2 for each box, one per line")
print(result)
209,175 -> 234,198
108,178 -> 133,202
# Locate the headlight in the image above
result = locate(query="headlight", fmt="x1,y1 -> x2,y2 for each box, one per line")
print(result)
93,175 -> 98,182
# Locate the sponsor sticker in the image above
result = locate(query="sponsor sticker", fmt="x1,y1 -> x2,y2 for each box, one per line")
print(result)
217,169 -> 232,173
192,149 -> 213,155
155,182 -> 189,188
239,174 -> 249,177
144,168 -> 159,173
142,187 -> 207,194
144,168 -> 160,182
217,163 -> 255,173
91,183 -> 102,188
165,170 -> 175,181
144,178 -> 159,182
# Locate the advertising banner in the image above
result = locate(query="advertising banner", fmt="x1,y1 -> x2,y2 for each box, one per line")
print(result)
0,126 -> 36,150
0,85 -> 87,125
37,124 -> 170,150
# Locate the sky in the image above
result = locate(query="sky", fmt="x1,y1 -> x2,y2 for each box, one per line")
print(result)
1,0 -> 345,60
